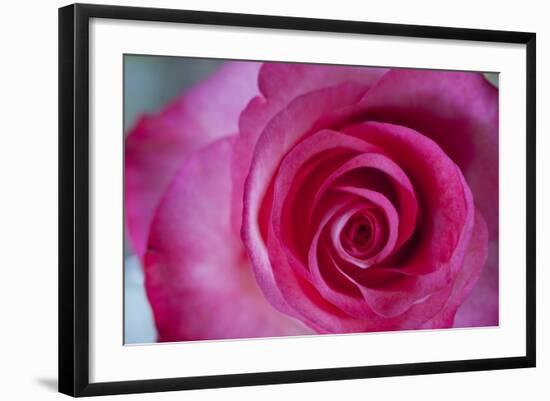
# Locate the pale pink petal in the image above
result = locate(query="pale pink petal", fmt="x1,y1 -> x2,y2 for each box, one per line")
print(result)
423,211 -> 490,328
452,237 -> 498,327
144,137 -> 310,341
258,63 -> 389,104
126,62 -> 261,257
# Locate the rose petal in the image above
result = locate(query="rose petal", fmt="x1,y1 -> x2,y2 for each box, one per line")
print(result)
344,121 -> 470,276
331,187 -> 399,265
314,121 -> 478,318
422,210 -> 489,328
309,151 -> 418,252
309,202 -> 382,320
360,69 -> 499,240
144,137 -> 310,341
126,62 -> 261,257
232,64 -> 388,233
268,198 -> 455,332
269,129 -> 379,274
242,82 -> 370,317
258,63 -> 389,104
452,238 -> 498,327
360,71 -> 499,317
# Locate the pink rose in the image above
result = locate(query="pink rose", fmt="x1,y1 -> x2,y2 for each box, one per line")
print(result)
126,61 -> 499,341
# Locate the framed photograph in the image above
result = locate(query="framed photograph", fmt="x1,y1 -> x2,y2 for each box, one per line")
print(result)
58,3 -> 536,397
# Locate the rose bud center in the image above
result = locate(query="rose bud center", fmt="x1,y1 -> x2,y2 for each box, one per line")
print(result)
344,216 -> 373,249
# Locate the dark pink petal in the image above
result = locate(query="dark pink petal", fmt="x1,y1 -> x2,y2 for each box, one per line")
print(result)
309,202 -> 382,320
242,83 -> 370,317
308,201 -> 393,319
126,62 -> 261,257
232,64 -> 388,233
269,129 -> 379,271
360,69 -> 499,240
337,122 -> 478,317
344,121 -> 470,276
309,151 -> 418,252
144,137 -> 310,341
359,71 -> 499,326
351,174 -> 476,319
331,187 -> 399,265
271,198 -> 455,332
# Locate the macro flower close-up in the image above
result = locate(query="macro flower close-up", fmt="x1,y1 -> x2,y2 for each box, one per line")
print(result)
124,59 -> 499,342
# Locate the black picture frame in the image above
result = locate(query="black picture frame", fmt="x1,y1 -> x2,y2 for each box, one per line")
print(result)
59,3 -> 536,397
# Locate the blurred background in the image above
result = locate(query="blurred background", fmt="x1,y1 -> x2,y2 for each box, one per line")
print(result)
124,55 -> 223,133
123,54 -> 498,345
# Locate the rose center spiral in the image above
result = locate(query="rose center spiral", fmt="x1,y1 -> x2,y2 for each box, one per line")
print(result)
352,223 -> 371,246
342,215 -> 374,252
